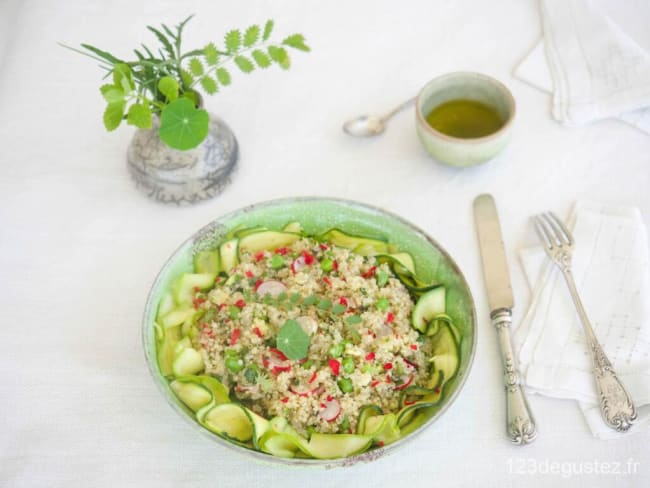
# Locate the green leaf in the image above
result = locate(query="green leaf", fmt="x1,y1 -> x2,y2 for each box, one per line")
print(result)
282,34 -> 310,52
376,271 -> 389,288
234,55 -> 255,73
216,67 -> 231,86
225,29 -> 242,53
126,103 -> 152,129
331,304 -> 346,315
262,20 -> 274,41
100,84 -> 124,104
317,299 -> 332,310
200,75 -> 218,95
276,319 -> 310,360
345,315 -> 362,325
204,42 -> 219,65
113,63 -> 133,92
158,98 -> 209,150
158,76 -> 179,101
180,69 -> 194,88
243,25 -> 260,47
103,101 -> 125,131
268,46 -> 290,69
303,295 -> 318,306
189,57 -> 204,76
146,25 -> 175,59
79,43 -> 122,64
251,49 -> 271,68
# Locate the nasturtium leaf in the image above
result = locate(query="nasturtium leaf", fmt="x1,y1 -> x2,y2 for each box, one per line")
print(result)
234,55 -> 255,73
200,75 -> 218,95
268,46 -> 290,69
262,20 -> 274,41
282,34 -> 310,52
158,76 -> 179,101
126,103 -> 152,129
252,49 -> 271,68
112,63 -> 133,91
243,25 -> 260,47
204,42 -> 219,65
181,90 -> 199,107
216,67 -> 231,86
100,84 -> 124,104
277,319 -> 310,360
103,101 -> 126,131
189,57 -> 204,76
225,29 -> 242,53
158,98 -> 209,150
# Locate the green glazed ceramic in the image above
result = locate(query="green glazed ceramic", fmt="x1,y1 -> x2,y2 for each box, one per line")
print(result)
416,72 -> 516,167
142,197 -> 476,468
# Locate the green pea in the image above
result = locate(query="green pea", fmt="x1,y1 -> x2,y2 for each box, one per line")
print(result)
320,258 -> 334,272
328,343 -> 344,358
338,378 -> 353,393
301,359 -> 315,369
339,416 -> 350,432
225,356 -> 244,373
270,255 -> 285,269
376,297 -> 389,311
342,357 -> 355,374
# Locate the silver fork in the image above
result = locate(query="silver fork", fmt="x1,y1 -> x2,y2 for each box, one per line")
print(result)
532,212 -> 637,432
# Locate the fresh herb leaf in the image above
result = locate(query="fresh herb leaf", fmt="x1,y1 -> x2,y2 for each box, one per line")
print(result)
268,45 -> 289,69
331,304 -> 346,315
158,76 -> 179,101
216,67 -> 231,86
376,297 -> 389,311
282,34 -> 310,52
345,315 -> 362,325
228,305 -> 240,319
290,293 -> 301,304
225,29 -> 242,53
243,25 -> 260,47
189,57 -> 204,76
317,299 -> 332,310
100,84 -> 124,104
126,103 -> 152,128
262,20 -> 274,41
276,319 -> 310,360
376,271 -> 389,288
204,42 -> 219,65
303,295 -> 318,306
252,49 -> 271,68
200,75 -> 218,95
103,101 -> 125,131
234,55 -> 255,73
158,98 -> 209,150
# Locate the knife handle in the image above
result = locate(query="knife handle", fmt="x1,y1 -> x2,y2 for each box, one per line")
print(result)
492,309 -> 538,444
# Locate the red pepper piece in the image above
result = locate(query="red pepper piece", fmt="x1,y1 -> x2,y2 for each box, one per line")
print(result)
218,303 -> 227,310
370,380 -> 380,388
410,344 -> 418,351
383,362 -> 393,370
281,397 -> 289,404
229,328 -> 241,346
322,276 -> 332,286
365,352 -> 375,361
253,327 -> 263,338
254,279 -> 263,290
319,243 -> 328,250
385,374 -> 392,383
302,250 -> 315,265
234,299 -> 246,308
328,359 -> 340,376
275,247 -> 289,255
192,297 -> 206,309
254,252 -> 265,262
338,297 -> 348,306
403,358 -> 418,369
362,266 -> 376,278
309,371 -> 318,383
333,260 -> 339,271
245,270 -> 254,278
377,441 -> 385,447
386,312 -> 395,324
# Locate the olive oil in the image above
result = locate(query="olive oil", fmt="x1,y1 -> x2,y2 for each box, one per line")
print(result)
425,99 -> 504,138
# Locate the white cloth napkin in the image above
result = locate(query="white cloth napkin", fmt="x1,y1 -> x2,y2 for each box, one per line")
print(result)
515,0 -> 650,133
513,202 -> 650,439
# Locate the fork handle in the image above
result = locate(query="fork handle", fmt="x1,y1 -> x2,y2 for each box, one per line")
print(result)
492,309 -> 538,444
561,269 -> 637,432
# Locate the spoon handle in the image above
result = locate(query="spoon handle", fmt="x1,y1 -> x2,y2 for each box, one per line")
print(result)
380,97 -> 415,122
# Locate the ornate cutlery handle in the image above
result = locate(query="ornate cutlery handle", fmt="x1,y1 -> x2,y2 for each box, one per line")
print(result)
561,269 -> 637,432
492,309 -> 538,444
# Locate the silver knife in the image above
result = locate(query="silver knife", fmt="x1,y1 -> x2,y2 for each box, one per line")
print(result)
473,194 -> 537,444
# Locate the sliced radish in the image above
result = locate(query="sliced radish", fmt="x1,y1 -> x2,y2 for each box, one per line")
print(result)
256,280 -> 287,298
296,316 -> 318,335
291,256 -> 307,273
394,374 -> 414,391
289,384 -> 320,397
265,348 -> 292,374
319,398 -> 341,422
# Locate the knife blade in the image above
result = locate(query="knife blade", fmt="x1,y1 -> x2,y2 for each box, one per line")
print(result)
473,194 -> 537,444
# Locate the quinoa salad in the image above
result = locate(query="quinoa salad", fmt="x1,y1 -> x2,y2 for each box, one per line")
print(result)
154,224 -> 461,459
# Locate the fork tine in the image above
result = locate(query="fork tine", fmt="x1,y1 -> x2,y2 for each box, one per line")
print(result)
532,215 -> 554,249
547,212 -> 573,245
541,213 -> 569,246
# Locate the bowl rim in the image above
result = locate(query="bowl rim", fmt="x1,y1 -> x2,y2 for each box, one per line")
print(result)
142,196 -> 477,468
415,71 -> 516,145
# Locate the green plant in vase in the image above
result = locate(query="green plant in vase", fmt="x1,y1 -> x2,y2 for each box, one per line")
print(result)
65,15 -> 309,150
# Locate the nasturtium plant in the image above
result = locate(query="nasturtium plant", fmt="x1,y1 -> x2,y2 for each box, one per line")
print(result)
277,319 -> 310,360
64,15 -> 309,150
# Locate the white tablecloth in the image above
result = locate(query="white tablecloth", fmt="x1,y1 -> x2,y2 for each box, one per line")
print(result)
1,1 -> 648,486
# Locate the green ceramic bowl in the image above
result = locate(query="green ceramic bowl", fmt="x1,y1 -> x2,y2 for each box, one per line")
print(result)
142,197 -> 476,467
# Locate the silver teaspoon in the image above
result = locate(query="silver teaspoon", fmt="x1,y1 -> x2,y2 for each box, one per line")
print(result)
343,97 -> 415,137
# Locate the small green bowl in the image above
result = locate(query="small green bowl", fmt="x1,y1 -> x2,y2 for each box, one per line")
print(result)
416,72 -> 516,167
142,197 -> 476,468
